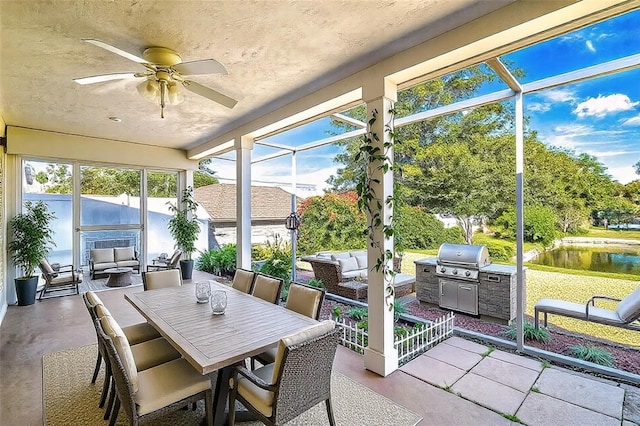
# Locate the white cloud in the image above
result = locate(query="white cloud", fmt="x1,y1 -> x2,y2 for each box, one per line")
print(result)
622,115 -> 640,126
584,150 -> 640,158
585,40 -> 596,53
552,124 -> 592,135
573,94 -> 639,118
541,89 -> 576,103
526,102 -> 550,113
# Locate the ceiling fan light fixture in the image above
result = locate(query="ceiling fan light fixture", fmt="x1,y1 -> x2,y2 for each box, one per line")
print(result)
167,82 -> 184,105
137,79 -> 160,102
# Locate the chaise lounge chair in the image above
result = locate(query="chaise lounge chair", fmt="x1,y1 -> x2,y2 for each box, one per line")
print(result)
534,286 -> 640,331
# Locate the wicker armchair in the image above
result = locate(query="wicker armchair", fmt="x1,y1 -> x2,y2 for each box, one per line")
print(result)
229,321 -> 339,426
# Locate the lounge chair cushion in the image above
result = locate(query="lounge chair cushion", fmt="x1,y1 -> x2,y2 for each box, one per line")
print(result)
616,286 -> 640,323
349,250 -> 366,258
49,271 -> 83,284
331,252 -> 351,261
40,260 -> 56,276
535,298 -> 625,326
354,255 -> 367,269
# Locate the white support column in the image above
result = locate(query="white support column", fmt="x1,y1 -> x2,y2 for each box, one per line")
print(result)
515,91 -> 525,352
363,79 -> 398,376
290,151 -> 297,282
236,136 -> 253,269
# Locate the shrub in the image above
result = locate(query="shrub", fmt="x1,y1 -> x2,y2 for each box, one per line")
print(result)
252,233 -> 291,261
307,278 -> 325,289
297,192 -> 366,254
257,258 -> 292,286
348,307 -> 369,321
571,345 -> 614,367
483,239 -> 515,261
502,321 -> 551,343
196,244 -> 236,276
396,206 -> 463,250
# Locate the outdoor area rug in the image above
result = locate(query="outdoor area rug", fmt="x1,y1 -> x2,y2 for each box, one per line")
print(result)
43,344 -> 422,426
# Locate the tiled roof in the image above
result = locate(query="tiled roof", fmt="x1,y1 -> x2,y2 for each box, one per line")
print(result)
195,183 -> 303,222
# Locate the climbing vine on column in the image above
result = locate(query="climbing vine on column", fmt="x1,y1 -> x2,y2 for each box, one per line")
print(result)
354,107 -> 397,309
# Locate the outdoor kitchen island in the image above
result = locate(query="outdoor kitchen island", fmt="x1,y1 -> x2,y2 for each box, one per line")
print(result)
414,244 -> 524,324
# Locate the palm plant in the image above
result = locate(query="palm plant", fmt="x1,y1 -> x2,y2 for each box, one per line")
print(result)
167,187 -> 200,260
9,200 -> 56,278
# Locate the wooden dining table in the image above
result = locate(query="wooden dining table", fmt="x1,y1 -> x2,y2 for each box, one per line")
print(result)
125,281 -> 318,425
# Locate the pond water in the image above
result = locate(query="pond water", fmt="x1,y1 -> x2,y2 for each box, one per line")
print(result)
530,245 -> 640,275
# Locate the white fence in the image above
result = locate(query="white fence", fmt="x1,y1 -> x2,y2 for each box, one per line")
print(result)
335,312 -> 455,365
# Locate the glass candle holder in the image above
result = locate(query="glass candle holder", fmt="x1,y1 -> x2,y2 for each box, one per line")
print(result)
195,281 -> 211,304
210,290 -> 227,315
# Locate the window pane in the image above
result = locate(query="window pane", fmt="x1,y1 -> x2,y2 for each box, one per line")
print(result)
23,160 -> 73,266
80,166 -> 141,225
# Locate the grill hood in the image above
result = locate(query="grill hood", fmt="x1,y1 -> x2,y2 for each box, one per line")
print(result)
437,243 -> 490,269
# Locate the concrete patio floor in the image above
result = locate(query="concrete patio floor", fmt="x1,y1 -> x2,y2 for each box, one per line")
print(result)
399,336 -> 640,426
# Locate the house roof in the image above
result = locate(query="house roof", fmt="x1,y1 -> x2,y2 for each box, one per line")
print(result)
195,183 -> 302,222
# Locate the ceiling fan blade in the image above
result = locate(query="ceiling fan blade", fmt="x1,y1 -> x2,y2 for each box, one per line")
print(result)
73,72 -> 140,85
182,80 -> 237,109
173,59 -> 228,76
82,39 -> 147,64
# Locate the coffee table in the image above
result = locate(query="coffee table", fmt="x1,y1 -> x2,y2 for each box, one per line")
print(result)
103,267 -> 133,287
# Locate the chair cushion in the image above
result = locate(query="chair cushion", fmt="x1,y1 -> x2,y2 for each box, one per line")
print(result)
122,322 -> 162,345
285,284 -> 323,319
49,271 -> 82,285
93,262 -> 118,270
252,275 -> 281,304
616,286 -> 640,323
272,320 -> 335,383
342,270 -> 361,279
85,291 -> 103,307
337,257 -> 359,273
349,250 -> 366,258
316,251 -> 332,259
144,269 -> 182,290
238,363 -> 275,418
92,248 -> 115,263
535,298 -> 625,326
100,315 -> 138,393
331,252 -> 351,261
114,246 -> 135,262
117,260 -> 139,268
95,305 -> 161,344
354,255 -> 367,269
130,337 -> 181,371
135,358 -> 210,416
39,260 -> 56,276
232,269 -> 255,293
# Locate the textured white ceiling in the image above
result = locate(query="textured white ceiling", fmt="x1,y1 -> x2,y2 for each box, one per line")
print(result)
0,0 -> 512,152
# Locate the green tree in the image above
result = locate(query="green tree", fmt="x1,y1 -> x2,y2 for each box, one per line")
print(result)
634,160 -> 640,175
297,192 -> 366,254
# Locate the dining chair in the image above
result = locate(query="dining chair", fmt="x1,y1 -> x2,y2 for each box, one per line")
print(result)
228,320 -> 339,426
95,304 -> 183,420
142,268 -> 182,290
83,292 -> 161,385
252,282 -> 326,367
251,274 -> 284,304
231,268 -> 256,293
147,249 -> 182,272
96,316 -> 213,426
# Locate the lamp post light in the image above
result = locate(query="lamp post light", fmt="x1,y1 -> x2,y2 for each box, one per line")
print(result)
284,211 -> 301,283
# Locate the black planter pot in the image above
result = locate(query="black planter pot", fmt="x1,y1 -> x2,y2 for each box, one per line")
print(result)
180,260 -> 194,280
15,276 -> 39,306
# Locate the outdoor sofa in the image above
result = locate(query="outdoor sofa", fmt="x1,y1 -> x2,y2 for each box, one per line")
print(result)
89,246 -> 140,279
301,250 -> 415,300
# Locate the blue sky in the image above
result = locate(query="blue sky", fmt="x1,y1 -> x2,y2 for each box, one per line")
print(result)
211,9 -> 640,194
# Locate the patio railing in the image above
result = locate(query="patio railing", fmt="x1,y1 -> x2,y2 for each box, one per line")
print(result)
335,311 -> 455,365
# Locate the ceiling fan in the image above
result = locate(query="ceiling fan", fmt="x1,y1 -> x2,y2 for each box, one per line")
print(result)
74,39 -> 237,118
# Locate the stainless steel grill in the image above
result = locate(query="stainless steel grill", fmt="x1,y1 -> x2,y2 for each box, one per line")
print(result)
436,243 -> 490,281
436,243 -> 491,316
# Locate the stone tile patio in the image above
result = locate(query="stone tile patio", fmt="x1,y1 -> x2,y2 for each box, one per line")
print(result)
400,336 -> 639,426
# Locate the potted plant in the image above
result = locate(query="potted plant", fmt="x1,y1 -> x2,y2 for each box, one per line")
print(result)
8,201 -> 56,305
167,186 -> 201,279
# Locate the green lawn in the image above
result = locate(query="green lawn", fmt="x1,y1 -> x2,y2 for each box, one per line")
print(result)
578,227 -> 640,240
